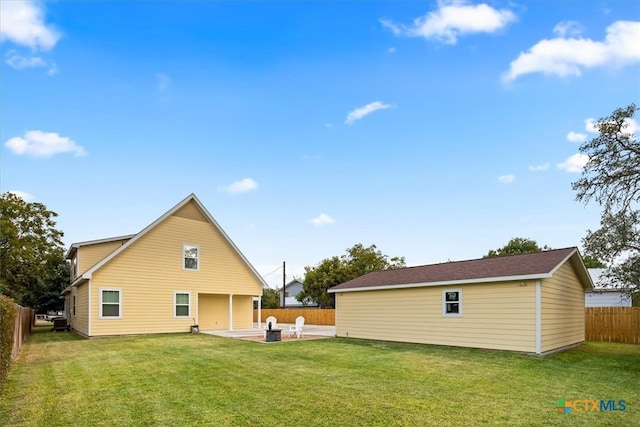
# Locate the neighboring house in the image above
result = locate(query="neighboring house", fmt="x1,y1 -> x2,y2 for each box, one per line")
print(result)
585,268 -> 632,307
277,279 -> 318,308
63,194 -> 266,338
329,247 -> 593,355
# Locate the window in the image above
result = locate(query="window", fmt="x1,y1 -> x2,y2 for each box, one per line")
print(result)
443,289 -> 462,317
100,289 -> 121,319
175,292 -> 190,317
73,295 -> 76,316
183,244 -> 199,270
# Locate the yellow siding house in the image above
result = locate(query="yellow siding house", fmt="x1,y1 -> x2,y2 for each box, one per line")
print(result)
329,248 -> 592,355
63,194 -> 266,338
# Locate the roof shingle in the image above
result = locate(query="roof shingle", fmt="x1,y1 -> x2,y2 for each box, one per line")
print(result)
329,247 -> 578,292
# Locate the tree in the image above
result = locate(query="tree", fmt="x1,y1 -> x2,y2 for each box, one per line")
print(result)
582,255 -> 606,269
0,193 -> 65,307
484,237 -> 550,258
23,254 -> 70,313
573,104 -> 639,301
259,288 -> 281,309
298,244 -> 405,308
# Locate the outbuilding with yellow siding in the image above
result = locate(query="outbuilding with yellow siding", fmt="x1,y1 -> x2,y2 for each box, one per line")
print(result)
329,248 -> 592,355
63,194 -> 266,338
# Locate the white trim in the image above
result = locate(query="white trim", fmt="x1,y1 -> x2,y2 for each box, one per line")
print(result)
442,288 -> 463,317
182,243 -> 200,271
78,194 -> 268,288
88,280 -> 92,335
328,273 -> 553,293
195,292 -> 199,326
99,287 -> 122,319
174,291 -> 191,318
258,295 -> 262,328
547,248 -> 577,276
535,280 -> 541,355
228,294 -> 233,331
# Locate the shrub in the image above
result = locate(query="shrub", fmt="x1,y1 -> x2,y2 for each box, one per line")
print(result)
0,295 -> 18,388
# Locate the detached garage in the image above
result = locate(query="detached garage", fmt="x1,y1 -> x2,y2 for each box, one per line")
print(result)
328,247 -> 593,355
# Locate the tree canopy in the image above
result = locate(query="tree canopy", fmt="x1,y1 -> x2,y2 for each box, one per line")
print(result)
298,243 -> 405,308
484,237 -> 549,258
259,288 -> 281,309
0,193 -> 66,309
573,104 -> 639,301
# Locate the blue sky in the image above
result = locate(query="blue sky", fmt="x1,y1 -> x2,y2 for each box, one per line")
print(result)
2,0 -> 639,287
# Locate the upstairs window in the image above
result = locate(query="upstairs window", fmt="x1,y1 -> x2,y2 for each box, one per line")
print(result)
183,244 -> 199,271
443,289 -> 462,317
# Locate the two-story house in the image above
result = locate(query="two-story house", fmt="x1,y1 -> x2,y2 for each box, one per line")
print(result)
63,194 -> 266,338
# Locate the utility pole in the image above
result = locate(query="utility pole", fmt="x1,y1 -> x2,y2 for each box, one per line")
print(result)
282,261 -> 286,308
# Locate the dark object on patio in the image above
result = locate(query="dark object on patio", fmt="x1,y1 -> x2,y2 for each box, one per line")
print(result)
266,329 -> 282,342
51,317 -> 69,332
190,325 -> 199,333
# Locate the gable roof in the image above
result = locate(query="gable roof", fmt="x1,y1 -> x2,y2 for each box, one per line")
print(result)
68,193 -> 268,288
277,279 -> 303,292
329,247 -> 593,293
65,234 -> 136,260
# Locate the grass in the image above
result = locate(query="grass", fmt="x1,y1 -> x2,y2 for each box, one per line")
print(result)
1,326 -> 639,426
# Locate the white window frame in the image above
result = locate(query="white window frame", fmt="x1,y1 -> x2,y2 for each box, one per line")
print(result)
183,244 -> 200,271
442,289 -> 462,317
174,291 -> 191,318
99,288 -> 122,319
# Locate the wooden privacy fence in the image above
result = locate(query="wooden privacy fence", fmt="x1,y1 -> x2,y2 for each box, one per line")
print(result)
254,308 -> 335,325
1,298 -> 34,385
11,305 -> 35,360
585,307 -> 640,344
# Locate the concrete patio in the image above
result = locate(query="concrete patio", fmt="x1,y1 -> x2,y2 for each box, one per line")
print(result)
201,323 -> 336,340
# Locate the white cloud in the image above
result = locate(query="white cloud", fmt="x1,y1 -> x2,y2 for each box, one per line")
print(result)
381,0 -> 516,45
528,163 -> 549,172
498,174 -> 515,184
5,131 -> 86,158
557,153 -> 589,173
625,118 -> 640,135
553,21 -> 583,38
387,46 -> 397,54
47,62 -> 58,75
566,131 -> 587,143
503,20 -> 640,82
345,101 -> 392,125
5,50 -> 46,69
5,50 -> 58,75
221,178 -> 258,194
0,1 -> 61,51
156,73 -> 171,91
310,213 -> 335,226
584,118 -> 599,133
8,190 -> 35,202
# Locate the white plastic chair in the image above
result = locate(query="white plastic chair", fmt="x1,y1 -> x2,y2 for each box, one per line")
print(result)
264,316 -> 278,337
289,316 -> 305,338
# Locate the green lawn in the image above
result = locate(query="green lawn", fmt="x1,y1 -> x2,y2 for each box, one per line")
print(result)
1,326 -> 639,426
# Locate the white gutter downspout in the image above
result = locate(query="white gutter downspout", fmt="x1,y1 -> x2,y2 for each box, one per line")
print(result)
88,279 -> 92,337
258,295 -> 262,328
535,280 -> 541,355
228,294 -> 233,331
